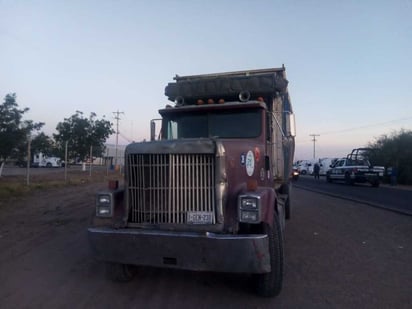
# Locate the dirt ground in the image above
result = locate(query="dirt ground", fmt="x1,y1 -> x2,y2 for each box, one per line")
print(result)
0,174 -> 411,308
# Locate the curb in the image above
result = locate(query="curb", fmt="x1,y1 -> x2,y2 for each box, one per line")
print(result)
294,184 -> 412,216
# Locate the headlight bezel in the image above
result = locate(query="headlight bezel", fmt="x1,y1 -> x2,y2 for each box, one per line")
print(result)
238,194 -> 262,224
96,192 -> 113,217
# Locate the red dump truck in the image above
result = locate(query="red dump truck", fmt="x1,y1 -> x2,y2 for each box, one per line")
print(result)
88,67 -> 296,297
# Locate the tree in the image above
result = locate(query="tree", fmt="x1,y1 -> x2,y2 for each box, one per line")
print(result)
54,111 -> 114,162
14,132 -> 57,162
0,93 -> 44,175
368,129 -> 412,185
31,132 -> 56,156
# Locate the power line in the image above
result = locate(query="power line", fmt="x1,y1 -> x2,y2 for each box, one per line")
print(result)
319,116 -> 412,136
119,131 -> 133,143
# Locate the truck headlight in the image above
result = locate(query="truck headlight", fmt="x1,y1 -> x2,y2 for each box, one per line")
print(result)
96,193 -> 113,217
238,195 -> 261,223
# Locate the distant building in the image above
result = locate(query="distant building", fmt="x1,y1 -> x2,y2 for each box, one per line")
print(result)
102,144 -> 126,167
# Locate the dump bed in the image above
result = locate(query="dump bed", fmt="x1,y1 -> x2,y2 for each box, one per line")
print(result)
165,67 -> 290,106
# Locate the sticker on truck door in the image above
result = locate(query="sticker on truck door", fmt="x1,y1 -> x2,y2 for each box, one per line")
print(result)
246,150 -> 255,176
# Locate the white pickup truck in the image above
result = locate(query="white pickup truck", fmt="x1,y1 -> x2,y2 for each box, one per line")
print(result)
326,148 -> 384,187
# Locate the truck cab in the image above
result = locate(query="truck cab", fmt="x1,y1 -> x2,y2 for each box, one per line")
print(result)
88,67 -> 296,297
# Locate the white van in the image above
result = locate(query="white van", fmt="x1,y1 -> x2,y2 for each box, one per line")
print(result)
318,157 -> 338,175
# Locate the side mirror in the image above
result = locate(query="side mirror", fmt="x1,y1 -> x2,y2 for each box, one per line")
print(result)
265,155 -> 270,171
286,112 -> 296,137
150,119 -> 162,141
150,120 -> 156,141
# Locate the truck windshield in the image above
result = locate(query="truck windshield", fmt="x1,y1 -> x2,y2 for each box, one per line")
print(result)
164,109 -> 262,139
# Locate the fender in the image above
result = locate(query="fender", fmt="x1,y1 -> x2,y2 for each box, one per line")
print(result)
258,187 -> 277,226
237,186 -> 277,226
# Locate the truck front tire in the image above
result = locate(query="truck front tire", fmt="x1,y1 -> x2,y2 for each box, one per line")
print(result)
285,197 -> 291,220
255,212 -> 284,297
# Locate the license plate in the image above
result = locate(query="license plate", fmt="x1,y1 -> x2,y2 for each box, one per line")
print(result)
187,211 -> 214,224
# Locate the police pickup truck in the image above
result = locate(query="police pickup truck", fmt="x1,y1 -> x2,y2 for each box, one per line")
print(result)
326,148 -> 384,187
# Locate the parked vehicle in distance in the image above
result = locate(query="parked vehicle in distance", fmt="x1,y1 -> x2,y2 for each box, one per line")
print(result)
295,159 -> 314,175
318,157 -> 338,176
292,166 -> 299,180
326,148 -> 384,187
33,153 -> 62,168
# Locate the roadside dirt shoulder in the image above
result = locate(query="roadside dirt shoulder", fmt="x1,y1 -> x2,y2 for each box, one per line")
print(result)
1,185 -> 411,308
0,182 -> 105,265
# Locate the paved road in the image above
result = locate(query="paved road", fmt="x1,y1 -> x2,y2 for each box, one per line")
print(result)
1,183 -> 411,308
294,175 -> 412,215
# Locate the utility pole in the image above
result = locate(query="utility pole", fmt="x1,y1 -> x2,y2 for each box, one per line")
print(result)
309,134 -> 320,159
113,110 -> 124,167
26,136 -> 31,186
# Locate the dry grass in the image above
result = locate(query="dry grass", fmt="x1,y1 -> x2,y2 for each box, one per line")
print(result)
0,169 -> 123,200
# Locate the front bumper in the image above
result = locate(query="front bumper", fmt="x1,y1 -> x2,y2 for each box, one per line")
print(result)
88,227 -> 270,274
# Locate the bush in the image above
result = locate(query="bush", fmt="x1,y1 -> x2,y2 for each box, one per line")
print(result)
369,129 -> 412,185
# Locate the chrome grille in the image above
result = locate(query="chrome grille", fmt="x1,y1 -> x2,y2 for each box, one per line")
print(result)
127,153 -> 216,224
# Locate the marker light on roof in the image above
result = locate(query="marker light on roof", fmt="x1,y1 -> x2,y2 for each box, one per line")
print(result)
197,99 -> 204,105
207,99 -> 215,104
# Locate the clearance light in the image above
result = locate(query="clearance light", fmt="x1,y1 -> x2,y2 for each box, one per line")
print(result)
254,147 -> 260,163
257,97 -> 264,102
197,99 -> 204,105
218,99 -> 225,104
175,96 -> 184,106
207,99 -> 215,104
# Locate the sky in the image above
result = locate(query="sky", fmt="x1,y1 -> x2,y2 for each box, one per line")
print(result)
1,0 -> 411,160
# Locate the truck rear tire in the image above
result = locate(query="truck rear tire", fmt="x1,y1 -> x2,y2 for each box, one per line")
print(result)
105,262 -> 136,282
255,212 -> 284,297
281,183 -> 291,220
